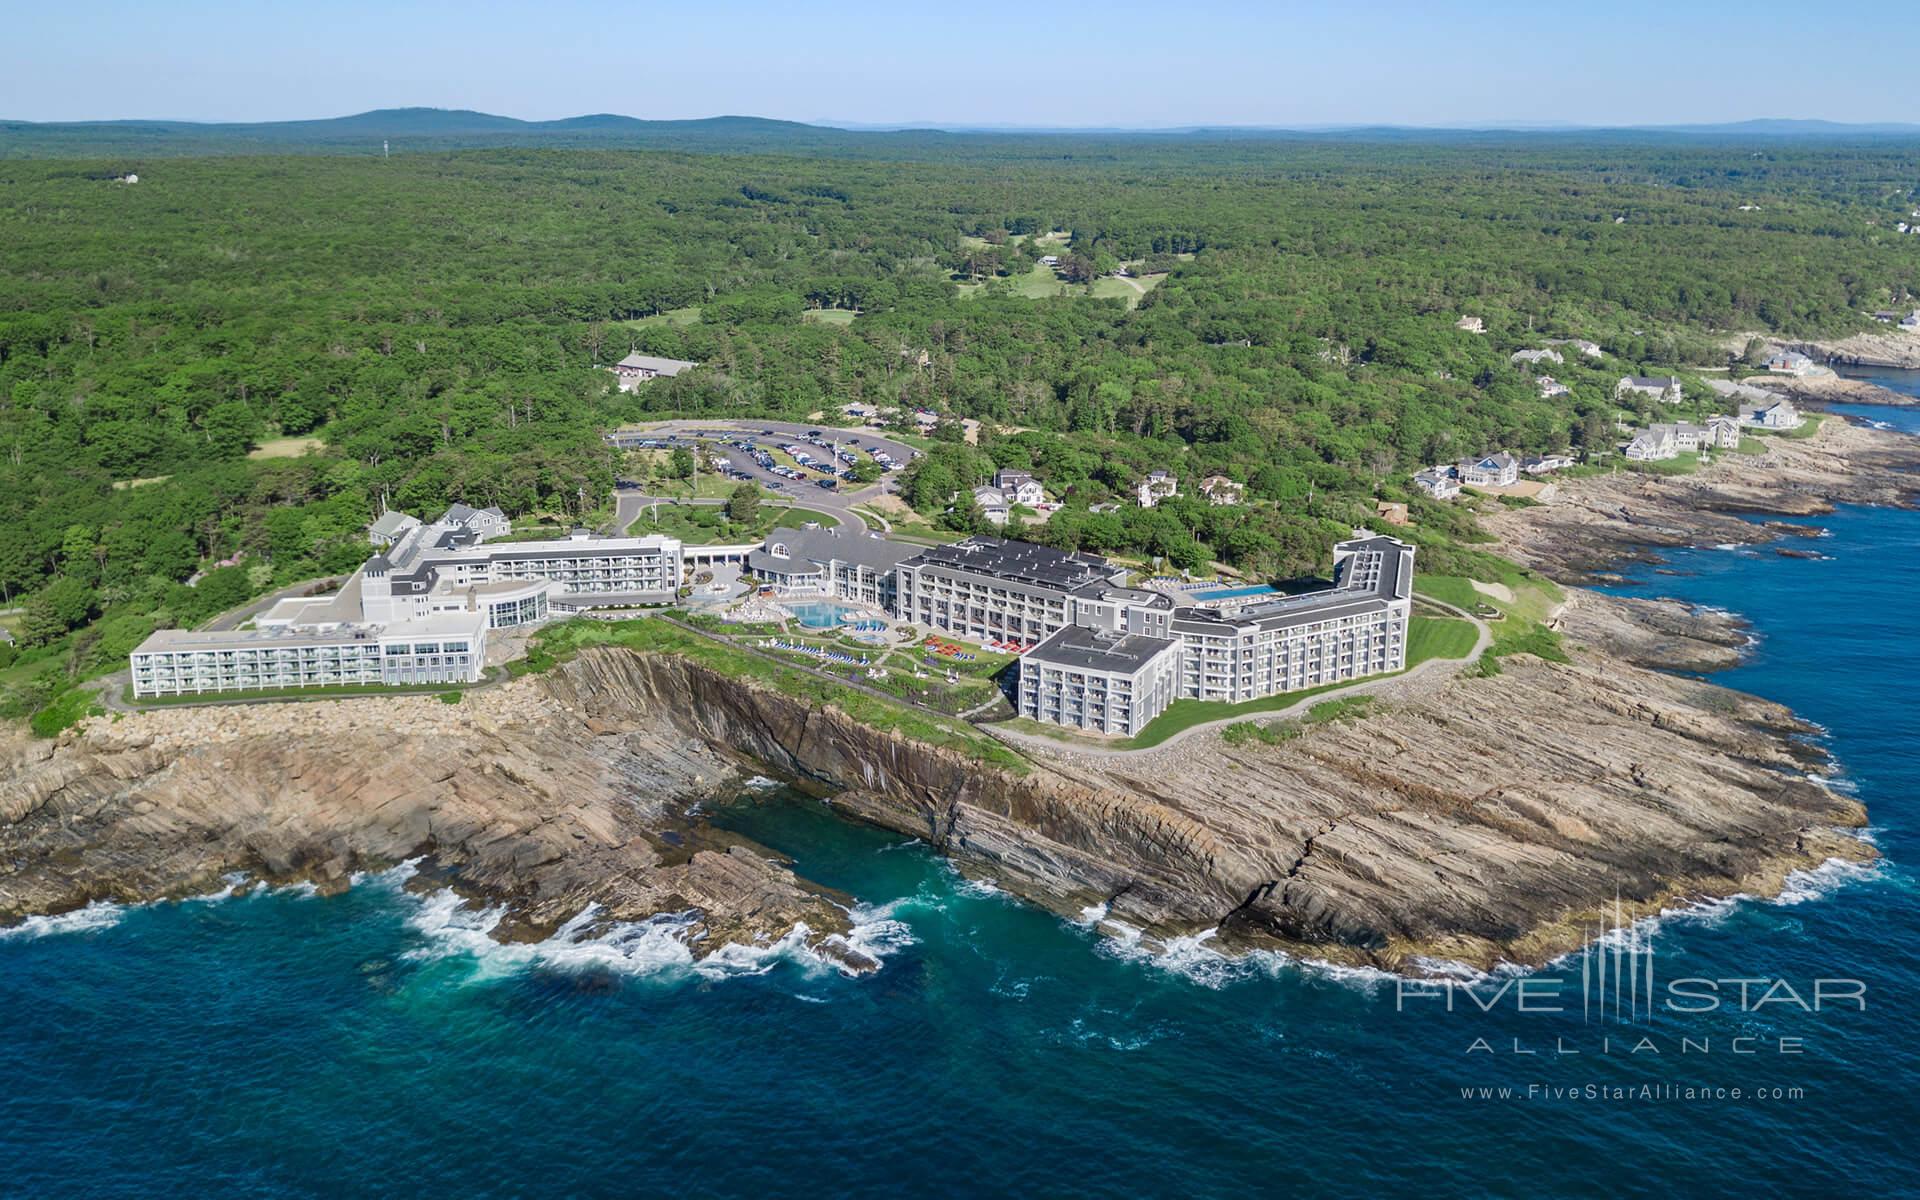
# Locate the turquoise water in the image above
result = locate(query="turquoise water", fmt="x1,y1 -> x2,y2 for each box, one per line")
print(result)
1193,584 -> 1278,600
785,599 -> 859,628
5,406 -> 1920,1196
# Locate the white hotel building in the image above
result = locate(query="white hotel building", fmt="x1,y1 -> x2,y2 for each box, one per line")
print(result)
130,505 -> 691,698
993,536 -> 1416,737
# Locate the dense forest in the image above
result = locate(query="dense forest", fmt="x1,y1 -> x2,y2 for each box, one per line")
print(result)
3,136 -> 1919,725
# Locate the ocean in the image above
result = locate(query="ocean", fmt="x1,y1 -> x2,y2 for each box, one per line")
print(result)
5,395 -> 1918,1197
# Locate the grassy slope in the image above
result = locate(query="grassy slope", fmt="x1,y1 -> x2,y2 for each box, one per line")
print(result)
517,617 -> 1029,772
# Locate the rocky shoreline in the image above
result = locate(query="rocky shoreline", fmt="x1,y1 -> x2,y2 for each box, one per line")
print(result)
1480,405 -> 1920,582
2,409 -> 1910,977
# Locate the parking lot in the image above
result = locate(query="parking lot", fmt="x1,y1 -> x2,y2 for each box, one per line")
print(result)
607,419 -> 918,505
608,419 -> 923,535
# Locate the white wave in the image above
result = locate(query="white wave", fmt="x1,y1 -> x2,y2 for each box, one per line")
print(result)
186,872 -> 250,903
1074,901 -> 1111,926
1771,855 -> 1883,906
1087,919 -> 1399,991
399,885 -> 917,983
743,775 -> 783,791
0,900 -> 127,941
349,859 -> 422,889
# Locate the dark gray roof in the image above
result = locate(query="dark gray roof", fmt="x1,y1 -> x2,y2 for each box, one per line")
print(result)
764,526 -> 915,573
1026,624 -> 1179,674
902,536 -> 1115,592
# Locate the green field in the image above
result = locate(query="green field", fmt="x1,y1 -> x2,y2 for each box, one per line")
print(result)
630,501 -> 832,545
801,307 -> 858,325
623,306 -> 702,328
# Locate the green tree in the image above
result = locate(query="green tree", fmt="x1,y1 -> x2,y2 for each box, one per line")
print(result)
21,577 -> 95,646
669,445 -> 696,481
725,482 -> 761,525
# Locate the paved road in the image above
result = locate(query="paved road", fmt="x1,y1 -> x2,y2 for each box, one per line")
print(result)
983,598 -> 1492,761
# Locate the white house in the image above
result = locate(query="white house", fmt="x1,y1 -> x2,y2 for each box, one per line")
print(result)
1617,375 -> 1684,405
1198,475 -> 1245,506
612,353 -> 698,392
1705,415 -> 1743,448
1510,348 -> 1564,367
970,486 -> 1012,525
1739,398 -> 1804,430
1135,470 -> 1180,507
1537,375 -> 1570,399
992,468 -> 1046,507
1624,427 -> 1679,461
1412,468 -> 1461,500
1521,453 -> 1575,475
1456,315 -> 1486,333
1458,452 -> 1520,488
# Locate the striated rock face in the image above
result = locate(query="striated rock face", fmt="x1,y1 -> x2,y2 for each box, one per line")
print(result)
0,680 -> 851,959
0,621 -> 1872,974
460,642 -> 1875,971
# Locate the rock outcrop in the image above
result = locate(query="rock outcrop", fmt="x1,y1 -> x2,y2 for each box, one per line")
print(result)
4,624 -> 1867,974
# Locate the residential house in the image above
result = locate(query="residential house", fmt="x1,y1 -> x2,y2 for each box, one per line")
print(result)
1545,338 -> 1603,358
1873,311 -> 1901,324
1624,426 -> 1679,461
992,468 -> 1046,507
367,509 -> 423,547
1135,470 -> 1180,508
1705,415 -> 1743,449
1520,453 -> 1575,475
1510,348 -> 1564,367
970,486 -> 1012,526
1739,398 -> 1804,430
611,353 -> 698,392
1412,468 -> 1461,500
1455,315 -> 1486,333
1537,375 -> 1570,399
1616,375 -> 1684,405
1198,475 -> 1246,506
1902,310 -> 1920,331
439,503 -> 511,543
1764,350 -> 1816,376
1458,452 -> 1520,488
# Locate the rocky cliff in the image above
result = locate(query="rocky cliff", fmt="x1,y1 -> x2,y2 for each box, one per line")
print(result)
4,616 -> 1867,974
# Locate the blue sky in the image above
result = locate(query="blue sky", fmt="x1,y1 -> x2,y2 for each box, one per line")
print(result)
7,0 -> 1915,127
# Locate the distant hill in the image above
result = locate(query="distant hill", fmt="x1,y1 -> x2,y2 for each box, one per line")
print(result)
5,107 -> 1920,160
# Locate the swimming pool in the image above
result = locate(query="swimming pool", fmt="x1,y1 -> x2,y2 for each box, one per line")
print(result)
1193,584 -> 1279,601
785,600 -> 861,628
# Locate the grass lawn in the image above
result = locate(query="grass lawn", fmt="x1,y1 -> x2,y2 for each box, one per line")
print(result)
1413,575 -> 1482,610
1736,436 -> 1769,455
630,502 -> 830,545
247,436 -> 325,460
1625,451 -> 1702,476
1408,615 -> 1477,663
516,617 -> 1029,772
1759,414 -> 1825,439
622,306 -> 702,328
801,308 -> 858,326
